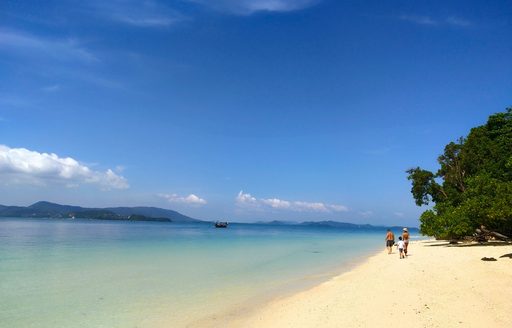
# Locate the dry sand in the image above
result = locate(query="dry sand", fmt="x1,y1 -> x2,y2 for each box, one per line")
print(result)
229,240 -> 512,328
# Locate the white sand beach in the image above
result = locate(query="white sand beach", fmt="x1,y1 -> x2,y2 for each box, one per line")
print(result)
228,240 -> 512,328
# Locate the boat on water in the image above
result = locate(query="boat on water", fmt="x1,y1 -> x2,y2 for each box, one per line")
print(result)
214,221 -> 228,228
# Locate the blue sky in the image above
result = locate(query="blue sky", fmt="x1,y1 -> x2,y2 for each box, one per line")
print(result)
0,0 -> 511,225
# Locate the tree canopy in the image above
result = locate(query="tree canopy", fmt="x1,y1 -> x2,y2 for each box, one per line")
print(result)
407,108 -> 512,239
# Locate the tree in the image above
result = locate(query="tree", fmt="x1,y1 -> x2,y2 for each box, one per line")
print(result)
407,108 -> 512,239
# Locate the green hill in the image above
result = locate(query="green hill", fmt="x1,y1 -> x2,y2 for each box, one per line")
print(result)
0,201 -> 200,223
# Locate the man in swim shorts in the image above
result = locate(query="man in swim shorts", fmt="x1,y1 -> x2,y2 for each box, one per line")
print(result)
385,229 -> 395,254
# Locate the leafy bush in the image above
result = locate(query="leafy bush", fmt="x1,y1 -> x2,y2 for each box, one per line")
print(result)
408,108 -> 512,238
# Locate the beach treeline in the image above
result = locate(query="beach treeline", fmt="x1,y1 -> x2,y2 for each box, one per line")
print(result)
407,108 -> 512,239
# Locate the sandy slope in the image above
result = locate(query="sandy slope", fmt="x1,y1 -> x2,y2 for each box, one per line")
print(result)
230,240 -> 512,328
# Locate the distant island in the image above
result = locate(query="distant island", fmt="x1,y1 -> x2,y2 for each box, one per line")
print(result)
263,220 -> 418,231
0,201 -> 201,223
0,201 -> 417,231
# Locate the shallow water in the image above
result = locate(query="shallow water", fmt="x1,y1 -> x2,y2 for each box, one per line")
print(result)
0,218 -> 399,327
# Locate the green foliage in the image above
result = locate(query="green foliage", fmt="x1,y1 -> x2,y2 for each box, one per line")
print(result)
406,168 -> 439,206
408,108 -> 512,238
418,210 -> 440,237
419,204 -> 473,239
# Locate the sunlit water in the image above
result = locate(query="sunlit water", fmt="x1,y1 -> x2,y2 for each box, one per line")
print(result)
0,218 -> 411,327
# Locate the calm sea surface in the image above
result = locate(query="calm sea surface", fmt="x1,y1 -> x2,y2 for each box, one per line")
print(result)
0,218 -> 408,327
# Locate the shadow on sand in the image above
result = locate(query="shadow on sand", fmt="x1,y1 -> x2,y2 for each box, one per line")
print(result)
423,240 -> 511,248
454,241 -> 512,248
421,240 -> 512,259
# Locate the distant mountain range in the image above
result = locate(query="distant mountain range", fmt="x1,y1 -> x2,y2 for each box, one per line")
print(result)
0,201 -> 417,230
260,220 -> 418,231
0,201 -> 201,223
298,220 -> 418,231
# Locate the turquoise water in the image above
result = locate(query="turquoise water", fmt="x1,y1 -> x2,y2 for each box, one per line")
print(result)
0,218 -> 395,327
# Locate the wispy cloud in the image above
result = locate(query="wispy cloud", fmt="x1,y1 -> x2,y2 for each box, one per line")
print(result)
236,191 -> 348,213
0,30 -> 98,63
188,0 -> 320,15
394,212 -> 405,218
0,145 -> 129,189
114,16 -> 179,27
115,165 -> 125,173
359,210 -> 374,218
445,16 -> 472,27
399,15 -> 472,28
41,84 -> 61,92
159,193 -> 207,205
0,30 -> 123,90
87,1 -> 185,27
399,15 -> 438,26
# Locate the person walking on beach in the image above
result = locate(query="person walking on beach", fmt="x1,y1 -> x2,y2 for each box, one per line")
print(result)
396,236 -> 405,259
385,229 -> 395,254
402,228 -> 410,256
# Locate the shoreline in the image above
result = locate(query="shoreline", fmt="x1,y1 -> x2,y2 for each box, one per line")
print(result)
224,240 -> 512,327
185,243 -> 384,328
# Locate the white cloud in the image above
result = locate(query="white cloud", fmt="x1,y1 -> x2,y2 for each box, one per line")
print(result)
330,204 -> 349,212
261,197 -> 291,209
294,201 -> 327,212
0,145 -> 128,189
159,193 -> 207,205
189,0 -> 320,15
0,30 -> 98,63
236,190 -> 259,204
394,212 -> 405,218
236,190 -> 348,213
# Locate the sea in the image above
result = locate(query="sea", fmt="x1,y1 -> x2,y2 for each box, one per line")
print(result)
0,218 -> 417,327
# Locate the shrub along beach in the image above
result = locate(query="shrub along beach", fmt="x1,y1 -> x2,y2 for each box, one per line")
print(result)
407,109 -> 512,240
